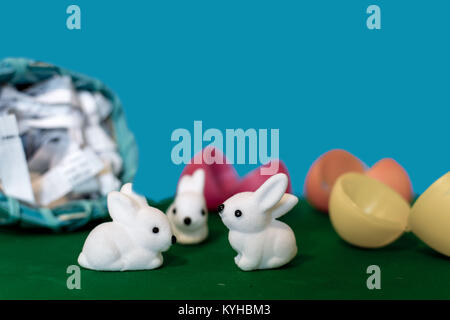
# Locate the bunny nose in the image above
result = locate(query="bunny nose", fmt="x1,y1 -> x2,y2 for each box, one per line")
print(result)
184,217 -> 191,225
171,235 -> 177,244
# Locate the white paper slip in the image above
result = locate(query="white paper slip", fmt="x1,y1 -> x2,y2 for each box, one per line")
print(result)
0,114 -> 36,203
24,75 -> 77,105
0,86 -> 73,121
19,111 -> 84,130
78,91 -> 99,121
98,171 -> 121,196
71,177 -> 100,195
99,151 -> 123,175
85,125 -> 116,152
27,131 -> 70,173
33,148 -> 105,206
94,92 -> 113,121
79,91 -> 112,123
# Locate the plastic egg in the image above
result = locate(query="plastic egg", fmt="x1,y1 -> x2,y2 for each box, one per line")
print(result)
234,160 -> 293,194
366,158 -> 413,202
304,149 -> 365,212
180,146 -> 239,211
329,172 -> 410,248
409,172 -> 450,257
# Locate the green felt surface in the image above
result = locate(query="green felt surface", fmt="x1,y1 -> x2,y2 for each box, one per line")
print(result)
0,198 -> 449,300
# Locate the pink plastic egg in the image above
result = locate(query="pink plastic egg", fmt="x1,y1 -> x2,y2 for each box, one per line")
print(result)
180,147 -> 239,211
233,160 -> 293,194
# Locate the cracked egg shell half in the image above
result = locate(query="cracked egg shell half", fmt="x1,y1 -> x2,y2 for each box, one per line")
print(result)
304,149 -> 365,212
329,172 -> 410,249
366,158 -> 413,203
410,172 -> 450,257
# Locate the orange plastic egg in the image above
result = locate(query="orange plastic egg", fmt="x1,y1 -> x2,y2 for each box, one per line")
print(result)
304,149 -> 365,212
365,158 -> 413,203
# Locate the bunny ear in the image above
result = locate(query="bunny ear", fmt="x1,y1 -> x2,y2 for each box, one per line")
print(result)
107,191 -> 140,225
120,183 -> 133,194
120,183 -> 148,208
178,169 -> 205,194
253,173 -> 288,213
192,169 -> 205,192
269,193 -> 298,219
177,175 -> 191,194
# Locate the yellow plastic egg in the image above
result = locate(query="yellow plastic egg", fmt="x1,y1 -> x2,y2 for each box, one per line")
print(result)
409,172 -> 450,257
329,172 -> 410,248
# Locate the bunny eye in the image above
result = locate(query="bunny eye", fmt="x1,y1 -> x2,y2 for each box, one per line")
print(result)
217,204 -> 224,212
234,210 -> 242,218
172,208 -> 176,215
201,209 -> 206,216
152,227 -> 159,234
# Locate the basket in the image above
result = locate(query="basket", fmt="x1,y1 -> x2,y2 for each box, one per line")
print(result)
0,57 -> 138,231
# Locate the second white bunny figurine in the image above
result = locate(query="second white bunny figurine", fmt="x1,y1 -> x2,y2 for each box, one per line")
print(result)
218,173 -> 298,271
78,183 -> 176,271
166,169 -> 208,244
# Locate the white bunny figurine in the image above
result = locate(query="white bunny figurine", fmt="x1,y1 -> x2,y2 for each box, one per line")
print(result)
166,169 -> 208,244
78,183 -> 176,271
218,173 -> 298,271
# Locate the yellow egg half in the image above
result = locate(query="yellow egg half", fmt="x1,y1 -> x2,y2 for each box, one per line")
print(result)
410,172 -> 450,257
329,173 -> 410,249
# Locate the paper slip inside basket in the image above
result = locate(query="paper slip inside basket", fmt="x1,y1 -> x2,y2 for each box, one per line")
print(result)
0,114 -> 36,203
33,147 -> 105,206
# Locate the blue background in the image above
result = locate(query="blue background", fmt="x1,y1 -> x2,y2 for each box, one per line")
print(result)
1,0 -> 449,201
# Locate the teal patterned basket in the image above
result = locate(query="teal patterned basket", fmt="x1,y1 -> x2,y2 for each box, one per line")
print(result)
0,58 -> 138,231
